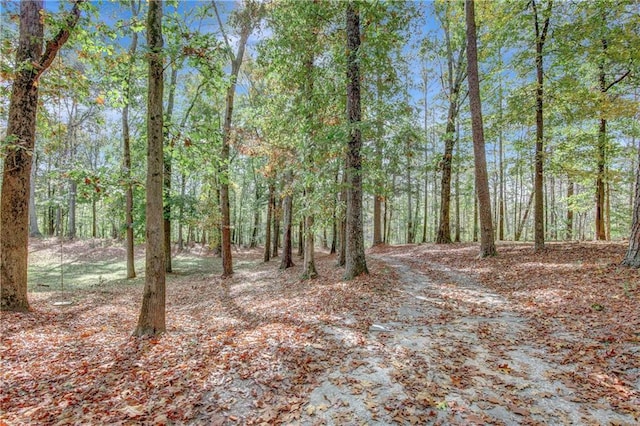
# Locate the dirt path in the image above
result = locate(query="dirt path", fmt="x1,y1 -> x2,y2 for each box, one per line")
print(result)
297,252 -> 638,425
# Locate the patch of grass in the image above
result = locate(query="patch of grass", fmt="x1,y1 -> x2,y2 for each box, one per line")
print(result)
28,258 -> 146,292
28,252 -> 223,292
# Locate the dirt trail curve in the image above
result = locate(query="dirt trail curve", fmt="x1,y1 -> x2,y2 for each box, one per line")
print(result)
298,252 -> 638,425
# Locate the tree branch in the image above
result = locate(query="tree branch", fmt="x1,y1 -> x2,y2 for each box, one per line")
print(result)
34,0 -> 84,81
604,69 -> 632,93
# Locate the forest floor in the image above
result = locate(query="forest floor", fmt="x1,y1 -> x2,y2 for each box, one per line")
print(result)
1,239 -> 639,425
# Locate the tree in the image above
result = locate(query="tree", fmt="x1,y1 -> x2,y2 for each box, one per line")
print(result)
135,0 -> 165,336
435,0 -> 467,244
532,0 -> 552,252
122,0 -> 142,279
622,146 -> 640,267
344,1 -> 368,279
1,0 -> 83,312
280,173 -> 295,269
465,0 -> 496,258
214,0 -> 263,277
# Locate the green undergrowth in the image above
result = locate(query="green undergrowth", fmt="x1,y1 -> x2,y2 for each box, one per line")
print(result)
27,253 -> 223,293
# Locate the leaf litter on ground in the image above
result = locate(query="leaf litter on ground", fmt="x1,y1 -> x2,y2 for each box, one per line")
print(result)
0,239 -> 638,425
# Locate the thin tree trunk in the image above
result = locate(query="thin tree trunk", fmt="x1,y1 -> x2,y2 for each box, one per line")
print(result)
465,0 -> 496,257
515,190 -> 535,241
135,0 -> 165,336
280,175 -> 294,269
338,169 -> 347,267
344,2 -> 368,279
596,116 -> 607,240
622,144 -> 640,267
123,0 -> 140,279
422,66 -> 429,244
297,220 -> 304,258
264,183 -> 274,262
177,173 -> 186,251
406,141 -> 414,244
331,167 -> 338,253
302,40 -> 317,279
163,59 -> 179,273
566,180 -> 574,240
215,3 -> 253,277
29,154 -> 42,237
498,71 -> 505,241
454,132 -> 461,243
92,199 -> 97,238
532,0 -> 552,252
272,194 -> 280,257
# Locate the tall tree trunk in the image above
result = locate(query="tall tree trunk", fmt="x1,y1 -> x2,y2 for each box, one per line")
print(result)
215,3 -> 253,277
421,66 -> 429,243
29,154 -> 42,237
177,172 -> 186,251
498,71 -> 506,241
595,116 -> 607,240
272,195 -> 280,258
331,166 -> 338,253
473,190 -> 478,242
454,131 -> 461,243
302,41 -> 317,279
465,0 -> 496,258
91,198 -> 97,238
532,0 -> 552,252
1,0 -> 82,312
123,0 -> 140,279
163,60 -> 178,273
436,6 -> 466,245
302,214 -> 317,278
566,180 -> 574,240
337,170 -> 347,267
68,180 -> 77,239
297,220 -> 304,258
280,175 -> 294,269
622,145 -> 640,267
135,0 -> 165,336
406,142 -> 414,244
250,163 -> 261,249
344,2 -> 368,279
264,183 -> 274,262
436,92 -> 462,244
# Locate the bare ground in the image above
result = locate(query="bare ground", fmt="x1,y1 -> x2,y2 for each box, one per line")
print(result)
1,240 -> 638,425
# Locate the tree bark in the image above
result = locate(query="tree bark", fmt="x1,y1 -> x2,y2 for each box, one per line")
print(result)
163,60 -> 179,273
436,20 -> 466,245
532,0 -> 552,252
344,1 -> 368,279
272,195 -> 280,257
280,175 -> 294,269
302,39 -> 317,278
135,0 -> 165,336
337,170 -> 347,267
264,183 -> 274,262
515,190 -> 534,241
1,0 -> 82,312
566,180 -> 574,240
29,154 -> 42,237
123,0 -> 140,279
622,145 -> 640,267
216,4 -> 253,277
465,0 -> 496,258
